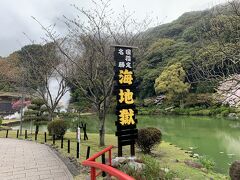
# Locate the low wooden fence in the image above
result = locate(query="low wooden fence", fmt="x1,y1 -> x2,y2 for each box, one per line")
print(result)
3,129 -> 90,159
2,129 -> 135,179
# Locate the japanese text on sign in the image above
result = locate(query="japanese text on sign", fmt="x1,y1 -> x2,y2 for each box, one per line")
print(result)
119,109 -> 135,125
119,69 -> 133,85
114,45 -> 138,156
119,89 -> 134,104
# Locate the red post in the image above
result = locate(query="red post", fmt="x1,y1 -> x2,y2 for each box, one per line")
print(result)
109,149 -> 112,166
82,145 -> 135,180
91,167 -> 96,180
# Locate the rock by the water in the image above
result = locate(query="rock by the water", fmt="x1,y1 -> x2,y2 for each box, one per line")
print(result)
229,160 -> 240,180
228,113 -> 239,120
184,160 -> 203,169
193,153 -> 199,158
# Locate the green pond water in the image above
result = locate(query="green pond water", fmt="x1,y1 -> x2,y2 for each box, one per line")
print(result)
11,115 -> 240,174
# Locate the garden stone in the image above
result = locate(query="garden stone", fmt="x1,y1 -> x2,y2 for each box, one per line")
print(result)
128,156 -> 136,161
228,113 -> 239,120
111,157 -> 127,167
184,160 -> 203,169
175,159 -> 180,162
229,160 -> 240,180
193,153 -> 199,158
128,161 -> 145,171
161,167 -> 170,173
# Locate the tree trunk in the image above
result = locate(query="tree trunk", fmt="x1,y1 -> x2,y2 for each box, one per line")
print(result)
98,109 -> 106,146
179,94 -> 185,109
180,99 -> 185,109
48,110 -> 55,121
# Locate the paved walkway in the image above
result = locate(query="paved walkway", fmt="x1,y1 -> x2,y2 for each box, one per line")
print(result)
0,138 -> 73,180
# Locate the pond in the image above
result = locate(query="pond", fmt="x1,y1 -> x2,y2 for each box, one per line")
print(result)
11,115 -> 240,174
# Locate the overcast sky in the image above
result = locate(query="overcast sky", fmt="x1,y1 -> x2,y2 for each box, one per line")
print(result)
0,0 -> 227,57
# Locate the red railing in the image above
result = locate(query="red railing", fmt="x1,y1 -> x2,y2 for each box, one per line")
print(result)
82,145 -> 135,180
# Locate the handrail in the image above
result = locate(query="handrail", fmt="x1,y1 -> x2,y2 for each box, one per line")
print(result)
86,145 -> 113,161
82,145 -> 135,180
82,161 -> 135,180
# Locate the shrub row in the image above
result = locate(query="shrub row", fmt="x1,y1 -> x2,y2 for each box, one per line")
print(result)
138,105 -> 236,116
171,106 -> 235,116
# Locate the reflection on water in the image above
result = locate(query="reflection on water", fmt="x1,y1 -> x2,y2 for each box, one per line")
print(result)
218,132 -> 240,157
229,122 -> 240,129
137,115 -> 240,174
10,115 -> 240,174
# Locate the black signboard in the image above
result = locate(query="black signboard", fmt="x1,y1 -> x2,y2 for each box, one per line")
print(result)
113,45 -> 138,157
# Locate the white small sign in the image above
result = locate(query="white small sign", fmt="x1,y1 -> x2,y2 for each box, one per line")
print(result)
77,127 -> 81,143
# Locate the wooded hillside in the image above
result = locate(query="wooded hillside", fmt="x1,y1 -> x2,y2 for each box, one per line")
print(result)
0,1 -> 239,109
135,1 -> 240,108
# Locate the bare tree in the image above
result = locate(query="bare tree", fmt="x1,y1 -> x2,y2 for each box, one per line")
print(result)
188,0 -> 240,92
33,0 -> 153,146
17,43 -> 69,120
186,0 -> 240,107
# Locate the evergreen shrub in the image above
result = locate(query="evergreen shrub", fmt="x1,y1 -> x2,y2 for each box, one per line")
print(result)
137,127 -> 162,154
47,119 -> 67,139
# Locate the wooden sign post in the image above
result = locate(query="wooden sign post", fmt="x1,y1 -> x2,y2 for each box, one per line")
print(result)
113,45 -> 138,157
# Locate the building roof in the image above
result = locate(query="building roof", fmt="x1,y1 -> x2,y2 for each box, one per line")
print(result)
0,91 -> 22,98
